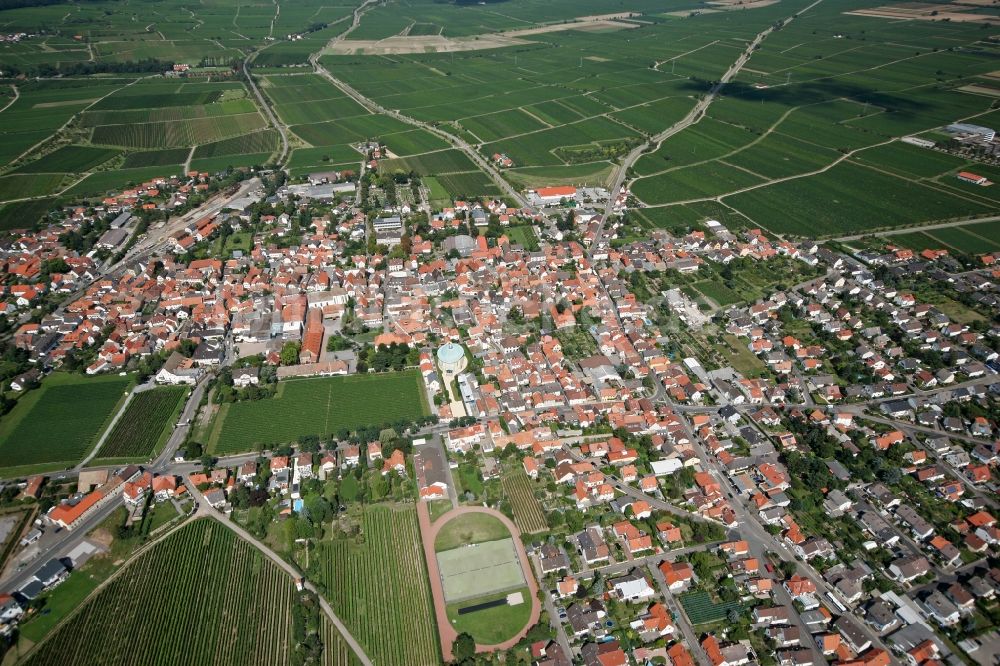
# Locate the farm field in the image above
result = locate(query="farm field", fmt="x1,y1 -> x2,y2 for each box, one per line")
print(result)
94,386 -> 188,461
0,373 -> 133,475
208,371 -> 429,454
23,519 -> 359,666
309,504 -> 440,666
501,469 -> 547,534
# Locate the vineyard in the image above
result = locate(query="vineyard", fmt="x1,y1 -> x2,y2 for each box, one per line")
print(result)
23,519 -> 357,666
194,129 -> 280,158
90,114 -> 267,149
679,590 -> 743,625
309,505 -> 440,666
0,373 -> 132,473
95,386 -> 187,460
501,469 -> 547,534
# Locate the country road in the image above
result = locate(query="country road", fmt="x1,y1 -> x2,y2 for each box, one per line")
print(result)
589,0 -> 826,258
308,0 -> 527,207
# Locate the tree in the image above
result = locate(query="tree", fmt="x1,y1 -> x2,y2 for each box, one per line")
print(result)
280,341 -> 301,366
452,633 -> 476,662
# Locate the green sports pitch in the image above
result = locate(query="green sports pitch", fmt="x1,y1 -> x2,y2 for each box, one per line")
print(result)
436,538 -> 526,603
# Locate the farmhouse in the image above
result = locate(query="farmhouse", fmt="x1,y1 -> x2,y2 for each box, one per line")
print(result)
957,171 -> 989,186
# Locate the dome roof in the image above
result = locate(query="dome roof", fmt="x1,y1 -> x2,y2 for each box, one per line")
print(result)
437,343 -> 464,364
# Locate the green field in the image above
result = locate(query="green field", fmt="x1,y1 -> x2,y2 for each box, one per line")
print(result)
446,586 -> 533,646
436,537 -> 525,603
679,590 -> 743,625
309,504 -> 440,666
23,519 -> 358,666
0,373 -> 133,474
435,512 -> 510,552
94,386 -> 187,460
209,371 -> 429,454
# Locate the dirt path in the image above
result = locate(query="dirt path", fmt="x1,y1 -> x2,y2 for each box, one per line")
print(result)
0,85 -> 18,115
185,480 -> 374,666
416,502 -> 541,661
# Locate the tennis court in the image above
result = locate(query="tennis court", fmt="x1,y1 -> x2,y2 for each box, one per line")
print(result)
436,538 -> 526,603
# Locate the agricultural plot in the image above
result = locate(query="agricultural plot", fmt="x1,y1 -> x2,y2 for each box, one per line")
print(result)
10,145 -> 120,174
194,129 -> 280,158
90,114 -> 267,149
679,590 -> 743,626
633,162 -> 764,206
24,519 -> 357,666
0,373 -> 133,474
0,173 -> 67,202
312,505 -> 440,666
122,148 -> 192,169
723,163 -> 992,238
501,469 -> 547,534
209,371 -> 429,455
0,197 -> 60,231
925,227 -> 1000,254
94,386 -> 187,461
381,149 -> 479,175
64,165 -> 185,198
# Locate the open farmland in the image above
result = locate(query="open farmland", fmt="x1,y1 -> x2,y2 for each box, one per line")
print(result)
208,371 -> 429,454
309,504 -> 440,666
0,373 -> 133,475
623,1 -> 1000,236
23,519 -> 359,666
94,386 -> 188,461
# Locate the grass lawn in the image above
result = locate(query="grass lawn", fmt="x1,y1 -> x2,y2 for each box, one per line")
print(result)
446,585 -> 532,645
723,334 -> 767,377
18,568 -> 102,643
0,373 -> 134,475
504,224 -> 539,251
456,463 -> 484,499
145,502 -> 180,533
208,370 -> 429,454
435,512 -> 510,552
428,499 -> 452,523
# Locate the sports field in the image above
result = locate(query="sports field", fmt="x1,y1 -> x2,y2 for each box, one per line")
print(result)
0,373 -> 133,475
436,538 -> 526,603
208,371 -> 429,454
